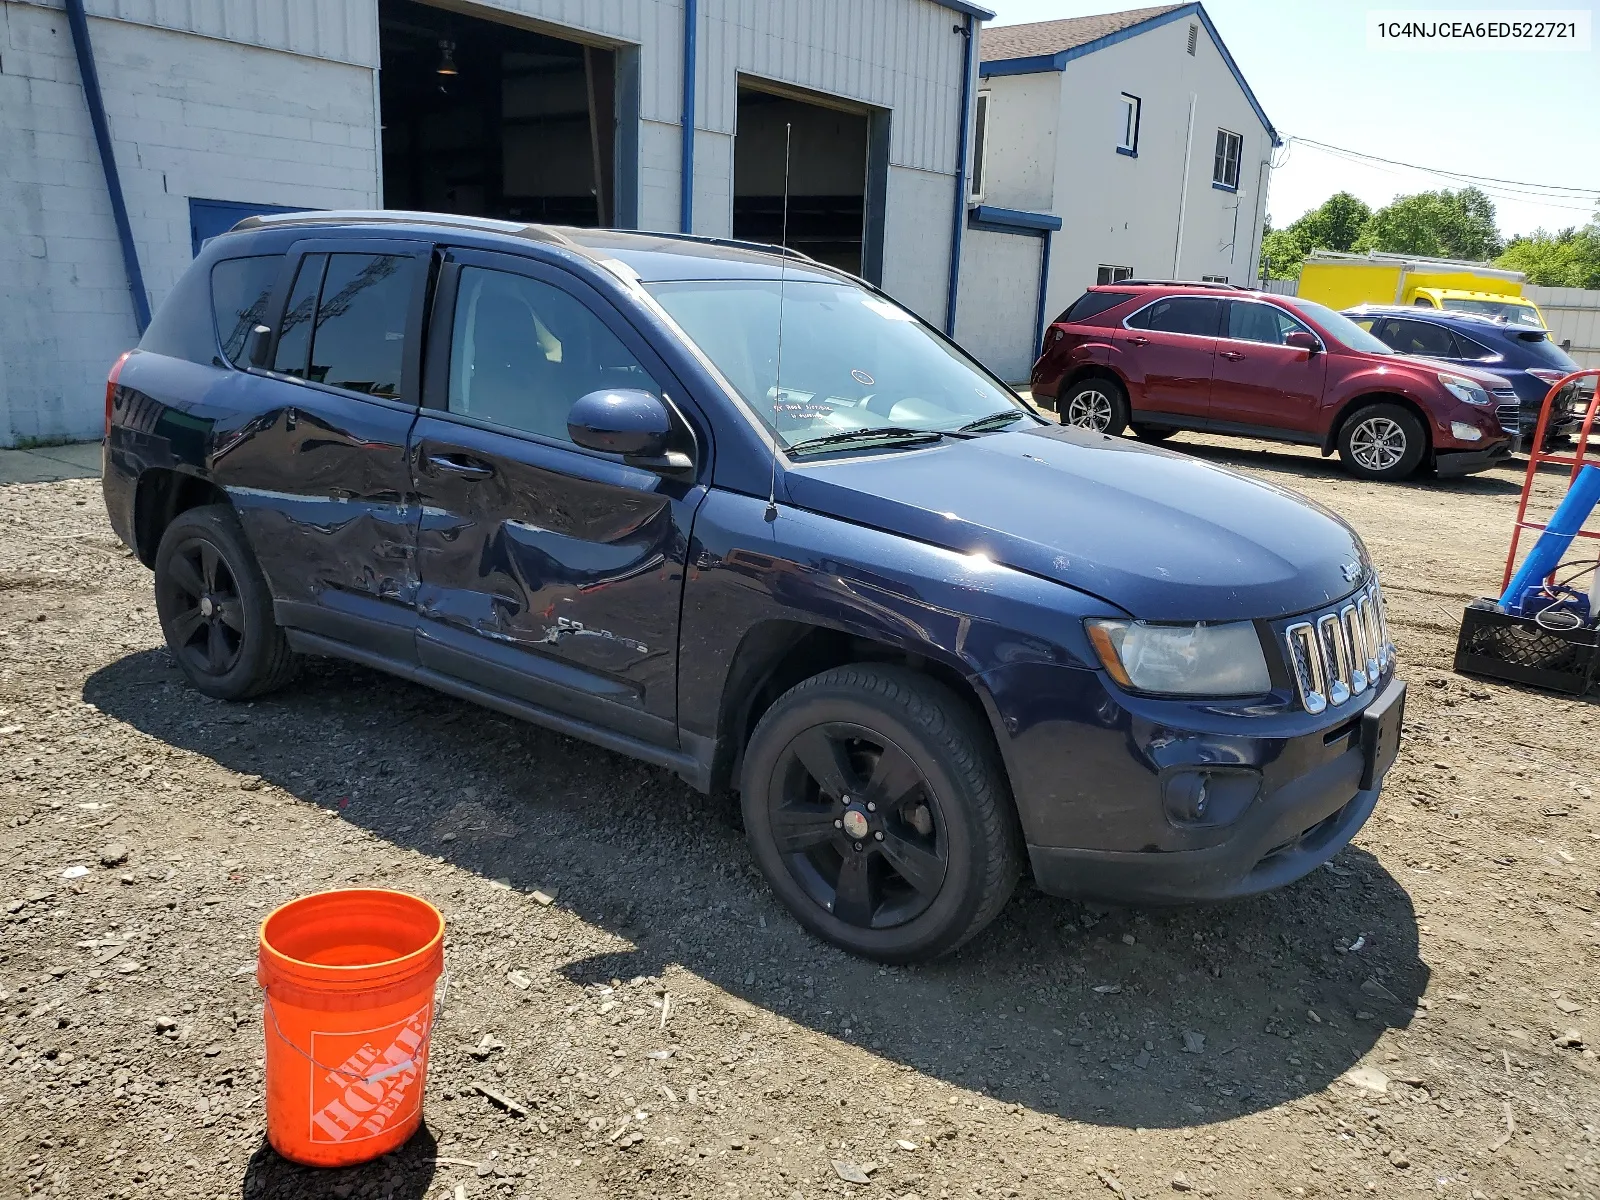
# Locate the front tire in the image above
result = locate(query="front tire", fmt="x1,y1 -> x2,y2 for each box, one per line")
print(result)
1337,403 -> 1426,481
153,504 -> 299,700
1059,377 -> 1129,436
1130,424 -> 1177,443
740,665 -> 1022,962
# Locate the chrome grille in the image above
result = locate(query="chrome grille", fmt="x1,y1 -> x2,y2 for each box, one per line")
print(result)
1285,581 -> 1394,714
1494,401 -> 1521,432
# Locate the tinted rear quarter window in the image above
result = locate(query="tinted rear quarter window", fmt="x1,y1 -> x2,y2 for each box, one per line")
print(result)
1059,291 -> 1134,324
210,256 -> 283,367
1514,331 -> 1579,371
1127,296 -> 1221,336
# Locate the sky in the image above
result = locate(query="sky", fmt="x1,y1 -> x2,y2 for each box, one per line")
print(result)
980,0 -> 1600,238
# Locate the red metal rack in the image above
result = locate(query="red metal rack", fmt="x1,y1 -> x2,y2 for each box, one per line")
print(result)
1499,368 -> 1600,593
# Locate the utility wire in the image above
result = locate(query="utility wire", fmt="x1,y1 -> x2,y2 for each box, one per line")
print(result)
1287,136 -> 1600,197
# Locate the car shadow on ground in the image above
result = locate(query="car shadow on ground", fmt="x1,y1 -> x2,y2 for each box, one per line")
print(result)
1154,436 -> 1525,496
86,650 -> 1429,1133
239,1127 -> 437,1199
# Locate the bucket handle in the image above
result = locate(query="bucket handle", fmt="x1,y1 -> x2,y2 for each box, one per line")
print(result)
261,969 -> 450,1086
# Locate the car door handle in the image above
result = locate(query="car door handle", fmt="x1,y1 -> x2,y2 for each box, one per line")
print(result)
1125,336 -> 1150,347
1219,350 -> 1246,361
425,453 -> 495,480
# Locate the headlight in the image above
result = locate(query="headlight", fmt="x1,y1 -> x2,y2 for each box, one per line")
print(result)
1450,421 -> 1483,442
1438,372 -> 1491,406
1085,619 -> 1271,696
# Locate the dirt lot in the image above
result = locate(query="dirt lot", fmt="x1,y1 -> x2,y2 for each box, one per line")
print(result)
1,438 -> 1597,1200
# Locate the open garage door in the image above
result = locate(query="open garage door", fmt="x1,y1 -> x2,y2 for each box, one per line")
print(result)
379,0 -> 627,226
733,80 -> 885,280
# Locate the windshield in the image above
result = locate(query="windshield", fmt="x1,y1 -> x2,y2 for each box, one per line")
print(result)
1286,298 -> 1395,354
646,279 -> 1028,449
1439,297 -> 1544,328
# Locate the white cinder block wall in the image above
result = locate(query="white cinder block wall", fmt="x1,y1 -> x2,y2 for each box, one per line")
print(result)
0,0 -> 974,445
1,0 -> 378,443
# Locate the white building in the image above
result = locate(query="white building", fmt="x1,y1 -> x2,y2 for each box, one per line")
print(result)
955,2 -> 1278,382
0,0 -> 990,444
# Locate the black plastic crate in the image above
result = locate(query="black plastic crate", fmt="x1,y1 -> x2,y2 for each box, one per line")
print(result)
1453,599 -> 1600,695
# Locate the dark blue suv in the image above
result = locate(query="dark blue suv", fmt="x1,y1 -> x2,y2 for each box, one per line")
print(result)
102,212 -> 1405,961
1345,304 -> 1588,447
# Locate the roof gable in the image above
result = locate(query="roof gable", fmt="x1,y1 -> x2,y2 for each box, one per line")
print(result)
978,2 -> 1278,144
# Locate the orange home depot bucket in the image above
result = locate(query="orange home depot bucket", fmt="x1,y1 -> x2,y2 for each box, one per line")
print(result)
257,889 -> 445,1167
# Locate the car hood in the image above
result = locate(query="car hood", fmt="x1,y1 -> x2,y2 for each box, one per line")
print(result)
784,424 -> 1370,622
1385,353 -> 1507,389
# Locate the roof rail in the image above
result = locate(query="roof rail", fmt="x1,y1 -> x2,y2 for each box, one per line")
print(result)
1117,278 -> 1245,290
228,209 -> 581,250
640,229 -> 819,264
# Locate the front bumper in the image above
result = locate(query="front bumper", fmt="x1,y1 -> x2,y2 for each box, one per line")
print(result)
1435,438 -> 1515,476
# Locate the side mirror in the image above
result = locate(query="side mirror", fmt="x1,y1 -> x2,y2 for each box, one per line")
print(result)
1284,330 -> 1319,353
567,389 -> 692,474
245,324 -> 272,367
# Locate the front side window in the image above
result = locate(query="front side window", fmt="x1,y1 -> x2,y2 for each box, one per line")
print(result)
1225,301 -> 1311,346
449,267 -> 657,442
1118,94 -> 1140,154
307,254 -> 418,399
1097,264 -> 1134,285
1285,299 -> 1394,354
1126,296 -> 1222,337
646,278 -> 1021,450
210,256 -> 282,367
1212,129 -> 1241,189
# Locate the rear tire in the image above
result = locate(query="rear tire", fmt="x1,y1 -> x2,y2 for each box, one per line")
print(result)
153,504 -> 299,700
1337,403 -> 1426,481
1059,377 -> 1129,437
740,665 -> 1022,962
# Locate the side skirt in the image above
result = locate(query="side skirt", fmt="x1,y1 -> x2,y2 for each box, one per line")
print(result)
284,629 -> 713,793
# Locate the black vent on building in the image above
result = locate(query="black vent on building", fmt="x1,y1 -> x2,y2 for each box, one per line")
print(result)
1187,23 -> 1198,54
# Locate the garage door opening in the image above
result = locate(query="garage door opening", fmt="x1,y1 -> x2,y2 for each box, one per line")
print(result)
733,82 -> 884,280
378,0 -> 625,226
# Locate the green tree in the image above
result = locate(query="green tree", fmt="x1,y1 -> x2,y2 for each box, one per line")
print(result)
1354,186 -> 1502,260
1496,226 -> 1600,288
1259,192 -> 1371,278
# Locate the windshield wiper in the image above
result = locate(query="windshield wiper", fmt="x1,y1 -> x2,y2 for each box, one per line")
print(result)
787,426 -> 945,455
957,409 -> 1029,433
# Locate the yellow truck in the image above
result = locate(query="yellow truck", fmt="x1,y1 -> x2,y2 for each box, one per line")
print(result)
1297,250 -> 1546,328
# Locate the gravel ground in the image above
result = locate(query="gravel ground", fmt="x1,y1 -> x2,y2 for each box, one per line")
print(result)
1,439 -> 1597,1200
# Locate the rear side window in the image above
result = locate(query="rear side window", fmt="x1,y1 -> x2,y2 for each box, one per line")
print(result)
308,254 -> 419,399
273,253 -> 420,400
1126,296 -> 1221,336
210,256 -> 282,367
1058,291 -> 1134,325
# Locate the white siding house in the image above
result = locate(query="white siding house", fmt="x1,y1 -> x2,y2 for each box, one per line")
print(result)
956,2 -> 1278,382
0,0 -> 991,444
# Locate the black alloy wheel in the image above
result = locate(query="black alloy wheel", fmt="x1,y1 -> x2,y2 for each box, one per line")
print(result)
741,665 -> 1021,962
767,721 -> 948,930
153,505 -> 299,700
158,535 -> 245,679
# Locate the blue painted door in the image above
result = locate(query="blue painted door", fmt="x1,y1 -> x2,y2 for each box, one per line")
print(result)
188,198 -> 305,255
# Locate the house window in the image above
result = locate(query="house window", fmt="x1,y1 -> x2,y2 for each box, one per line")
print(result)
1212,129 -> 1242,190
1201,274 -> 1229,284
1187,22 -> 1198,55
1117,94 -> 1140,156
1097,264 -> 1134,285
970,91 -> 990,200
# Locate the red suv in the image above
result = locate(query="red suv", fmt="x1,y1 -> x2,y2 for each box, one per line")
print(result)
1030,281 -> 1515,481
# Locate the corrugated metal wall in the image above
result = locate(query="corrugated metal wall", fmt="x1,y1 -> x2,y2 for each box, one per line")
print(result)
700,0 -> 963,173
1525,285 -> 1600,370
63,0 -> 967,172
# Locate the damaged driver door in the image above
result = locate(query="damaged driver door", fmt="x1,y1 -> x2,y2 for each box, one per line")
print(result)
408,249 -> 700,750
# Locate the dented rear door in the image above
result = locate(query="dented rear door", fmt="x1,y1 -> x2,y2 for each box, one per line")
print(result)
223,237 -> 432,660
408,249 -> 702,747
